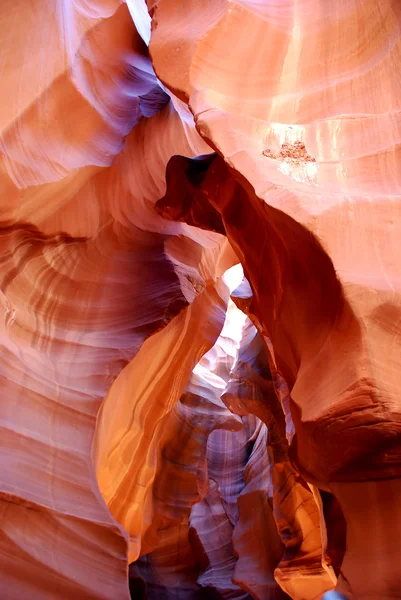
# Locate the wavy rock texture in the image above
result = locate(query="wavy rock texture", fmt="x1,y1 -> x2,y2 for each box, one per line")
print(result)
151,3 -> 401,598
95,278 -> 233,564
2,1 -> 401,599
123,298 -> 333,600
0,2 -> 233,598
126,298 -> 246,599
156,143 -> 401,597
222,318 -> 334,599
127,299 -> 294,600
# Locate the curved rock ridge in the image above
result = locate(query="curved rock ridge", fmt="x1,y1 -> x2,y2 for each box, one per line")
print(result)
150,0 -> 401,123
126,298 -> 246,599
149,4 -> 401,593
2,1 -> 401,599
156,145 -> 401,597
0,120 -> 228,597
95,277 -> 234,562
2,3 -> 169,194
0,3 -> 236,598
125,288 -> 333,599
222,317 -> 334,599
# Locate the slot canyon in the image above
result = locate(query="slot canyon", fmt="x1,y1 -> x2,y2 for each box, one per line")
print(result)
1,1 -> 401,599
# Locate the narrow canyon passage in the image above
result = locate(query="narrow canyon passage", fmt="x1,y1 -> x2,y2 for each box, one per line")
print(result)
1,1 -> 401,599
108,264 -> 332,599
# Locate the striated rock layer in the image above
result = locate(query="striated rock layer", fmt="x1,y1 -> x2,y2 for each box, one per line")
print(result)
151,1 -> 401,596
2,1 -> 401,599
0,2 -> 232,597
157,147 -> 401,597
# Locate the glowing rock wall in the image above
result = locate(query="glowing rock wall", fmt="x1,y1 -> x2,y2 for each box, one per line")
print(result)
1,1 -> 400,599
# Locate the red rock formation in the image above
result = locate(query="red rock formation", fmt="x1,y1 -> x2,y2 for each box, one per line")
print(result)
127,300 -> 291,600
157,146 -> 401,597
2,1 -> 401,599
0,4 -> 232,597
222,318 -> 334,598
149,9 -> 401,594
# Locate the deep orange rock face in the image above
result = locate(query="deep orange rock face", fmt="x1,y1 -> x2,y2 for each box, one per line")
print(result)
1,1 -> 401,599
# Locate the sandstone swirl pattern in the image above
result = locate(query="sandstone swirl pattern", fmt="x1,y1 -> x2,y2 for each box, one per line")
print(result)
1,2 -> 401,600
0,2 -> 231,597
151,1 -> 401,598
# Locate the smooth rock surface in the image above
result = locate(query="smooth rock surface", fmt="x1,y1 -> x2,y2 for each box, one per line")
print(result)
2,1 -> 401,598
